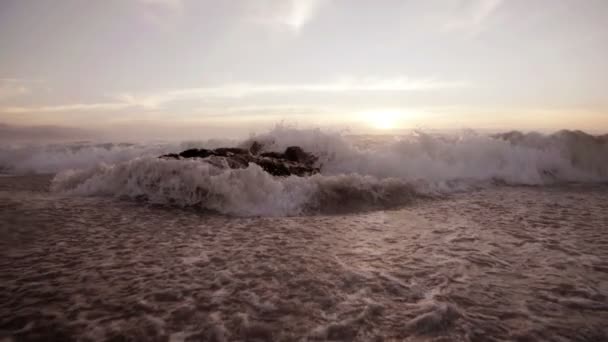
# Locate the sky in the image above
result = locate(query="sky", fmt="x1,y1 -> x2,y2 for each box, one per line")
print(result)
1,0 -> 607,137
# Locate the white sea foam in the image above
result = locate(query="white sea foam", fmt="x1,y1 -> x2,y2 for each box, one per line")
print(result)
4,126 -> 607,216
0,139 -> 237,174
242,126 -> 607,184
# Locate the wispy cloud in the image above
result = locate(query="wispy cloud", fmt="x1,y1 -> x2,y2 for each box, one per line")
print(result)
1,102 -> 130,113
0,78 -> 44,83
252,0 -> 328,32
442,0 -> 503,34
280,0 -> 326,31
0,77 -> 468,114
137,0 -> 183,12
0,79 -> 37,101
136,0 -> 184,28
118,77 -> 468,108
0,85 -> 29,101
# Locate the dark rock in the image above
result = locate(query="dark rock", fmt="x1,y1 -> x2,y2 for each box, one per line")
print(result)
159,142 -> 319,177
179,148 -> 213,158
249,141 -> 263,155
161,153 -> 180,159
256,158 -> 292,177
213,147 -> 249,156
259,151 -> 284,159
285,146 -> 317,164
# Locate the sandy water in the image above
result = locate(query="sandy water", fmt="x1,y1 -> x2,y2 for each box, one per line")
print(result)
0,175 -> 607,341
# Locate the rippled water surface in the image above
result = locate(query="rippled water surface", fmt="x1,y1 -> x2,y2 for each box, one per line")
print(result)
1,175 -> 607,341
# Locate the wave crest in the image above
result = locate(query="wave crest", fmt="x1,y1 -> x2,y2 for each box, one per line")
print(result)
51,158 -> 423,216
6,126 -> 607,216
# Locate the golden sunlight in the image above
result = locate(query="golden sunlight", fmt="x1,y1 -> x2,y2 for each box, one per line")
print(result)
360,109 -> 404,129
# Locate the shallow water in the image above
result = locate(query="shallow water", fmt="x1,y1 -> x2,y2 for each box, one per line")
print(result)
1,175 -> 607,341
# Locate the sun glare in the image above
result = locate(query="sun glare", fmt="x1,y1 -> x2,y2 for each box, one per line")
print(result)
362,110 -> 403,130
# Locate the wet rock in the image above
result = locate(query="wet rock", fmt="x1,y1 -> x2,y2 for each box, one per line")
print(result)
249,141 -> 263,155
159,142 -> 319,177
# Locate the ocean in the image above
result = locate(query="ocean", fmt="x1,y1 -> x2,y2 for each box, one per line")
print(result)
1,127 -> 607,341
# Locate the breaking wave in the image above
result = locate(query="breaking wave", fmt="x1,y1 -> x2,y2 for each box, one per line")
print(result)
51,159 -> 421,216
0,139 -> 236,174
4,126 -> 608,216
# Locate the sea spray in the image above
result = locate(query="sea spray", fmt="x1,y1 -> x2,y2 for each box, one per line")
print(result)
4,126 -> 608,216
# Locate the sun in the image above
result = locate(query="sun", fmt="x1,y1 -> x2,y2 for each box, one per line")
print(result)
361,109 -> 403,130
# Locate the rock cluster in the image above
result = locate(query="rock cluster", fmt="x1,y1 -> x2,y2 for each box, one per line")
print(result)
160,142 -> 319,177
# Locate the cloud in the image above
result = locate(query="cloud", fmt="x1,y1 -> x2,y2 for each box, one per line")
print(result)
137,0 -> 183,12
118,77 -> 468,108
136,0 -> 184,27
251,0 -> 328,32
0,123 -> 96,142
442,0 -> 503,34
280,0 -> 326,31
1,102 -> 130,113
0,79 -> 33,101
0,77 -> 468,114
